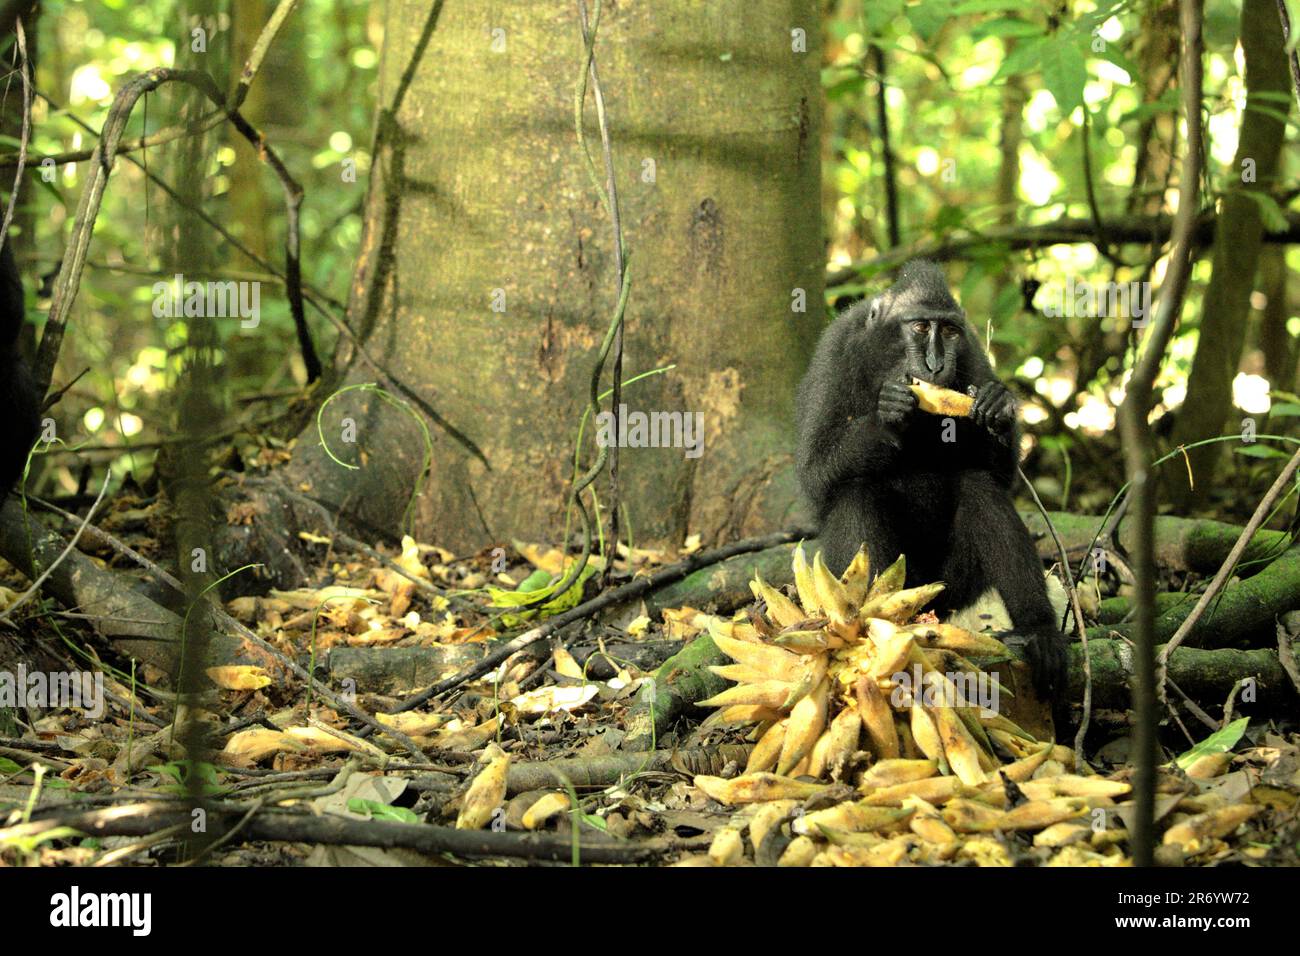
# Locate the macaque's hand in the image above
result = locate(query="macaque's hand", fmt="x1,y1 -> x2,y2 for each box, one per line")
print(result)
1022,627 -> 1069,701
1000,625 -> 1069,723
971,381 -> 1017,435
877,379 -> 917,430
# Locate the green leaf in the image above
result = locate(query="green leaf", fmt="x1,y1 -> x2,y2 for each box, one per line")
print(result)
0,826 -> 83,855
864,0 -> 906,33
905,0 -> 950,41
517,568 -> 552,592
1174,718 -> 1249,770
1040,35 -> 1088,113
145,760 -> 229,796
151,762 -> 183,784
0,757 -> 22,774
1285,0 -> 1300,53
989,326 -> 1029,347
992,36 -> 1047,81
992,282 -> 1021,324
1076,1 -> 1128,32
487,561 -> 600,626
1091,43 -> 1137,79
823,72 -> 868,100
830,20 -> 859,41
1235,444 -> 1288,459
1250,90 -> 1296,106
951,0 -> 1032,12
1243,191 -> 1288,231
1268,402 -> 1300,418
1243,104 -> 1299,130
346,798 -> 420,823
932,204 -> 968,233
971,18 -> 1044,41
1119,87 -> 1179,125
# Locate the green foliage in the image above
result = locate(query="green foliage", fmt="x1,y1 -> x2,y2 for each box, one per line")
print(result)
1235,444 -> 1290,460
346,799 -> 421,823
15,0 -> 378,496
823,0 -> 1299,500
485,561 -> 600,627
147,760 -> 229,797
1174,718 -> 1250,770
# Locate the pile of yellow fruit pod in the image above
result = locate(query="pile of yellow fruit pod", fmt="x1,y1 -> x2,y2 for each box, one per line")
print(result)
687,544 -> 1136,867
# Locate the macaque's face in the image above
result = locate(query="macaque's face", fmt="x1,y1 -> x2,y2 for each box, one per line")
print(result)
900,314 -> 964,388
862,264 -> 969,389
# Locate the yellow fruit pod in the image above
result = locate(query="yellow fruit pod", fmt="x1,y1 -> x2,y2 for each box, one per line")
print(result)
910,378 -> 975,417
855,676 -> 900,760
522,792 -> 571,830
866,555 -> 906,602
751,573 -> 806,629
698,679 -> 796,710
862,582 -> 945,623
694,772 -> 829,805
746,718 -> 787,773
778,679 -> 829,775
840,548 -> 872,606
1162,804 -> 1261,852
456,745 -> 511,830
798,802 -> 914,836
811,552 -> 855,624
792,543 -> 820,614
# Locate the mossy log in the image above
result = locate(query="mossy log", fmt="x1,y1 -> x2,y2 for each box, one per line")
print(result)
1092,547 -> 1300,648
0,499 -> 253,673
622,633 -> 729,752
636,513 -> 1289,616
1095,592 -> 1195,624
1071,639 -> 1294,711
1019,511 -> 1289,574
624,631 -> 1297,748
640,543 -> 800,616
633,513 -> 1299,651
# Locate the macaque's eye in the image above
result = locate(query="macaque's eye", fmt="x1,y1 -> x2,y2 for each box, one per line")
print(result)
911,321 -> 929,335
941,324 -> 961,339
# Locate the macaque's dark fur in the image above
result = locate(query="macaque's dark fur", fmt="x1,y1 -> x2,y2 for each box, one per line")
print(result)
795,260 -> 1067,698
0,241 -> 40,498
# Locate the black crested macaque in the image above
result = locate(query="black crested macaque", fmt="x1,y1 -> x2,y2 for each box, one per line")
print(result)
795,260 -> 1067,699
0,241 -> 41,498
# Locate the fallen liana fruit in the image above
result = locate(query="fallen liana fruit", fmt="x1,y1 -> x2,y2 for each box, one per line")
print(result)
909,378 -> 975,417
699,544 -> 1029,787
685,544 -> 1145,866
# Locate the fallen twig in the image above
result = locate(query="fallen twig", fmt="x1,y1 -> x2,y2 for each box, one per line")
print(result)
382,528 -> 806,717
6,802 -> 707,864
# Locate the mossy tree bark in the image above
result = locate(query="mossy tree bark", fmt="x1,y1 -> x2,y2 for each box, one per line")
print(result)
286,2 -> 824,551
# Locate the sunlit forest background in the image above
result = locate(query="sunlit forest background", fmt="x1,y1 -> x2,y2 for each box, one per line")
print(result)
4,0 -> 1300,875
9,0 -> 1299,525
11,0 -> 378,490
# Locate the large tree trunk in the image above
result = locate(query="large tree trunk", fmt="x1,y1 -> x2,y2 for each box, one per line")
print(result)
283,1 -> 823,553
1126,0 -> 1180,217
1166,0 -> 1291,507
1255,245 -> 1295,392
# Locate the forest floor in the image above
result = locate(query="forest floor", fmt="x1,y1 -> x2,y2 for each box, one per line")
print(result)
1,508 -> 1298,867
